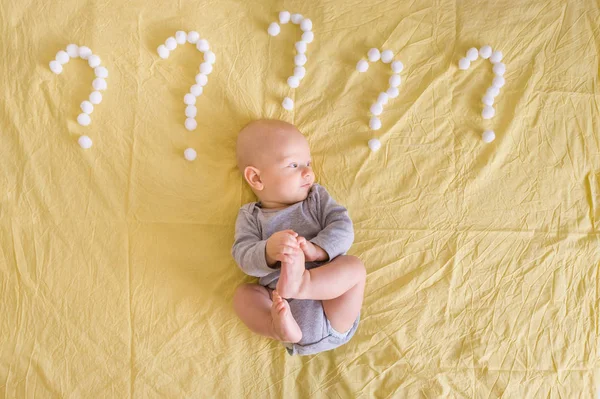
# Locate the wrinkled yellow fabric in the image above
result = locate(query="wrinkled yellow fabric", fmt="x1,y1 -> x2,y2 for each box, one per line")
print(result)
1,0 -> 599,397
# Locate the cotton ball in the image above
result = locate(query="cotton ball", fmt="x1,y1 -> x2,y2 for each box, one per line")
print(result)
479,45 -> 492,59
66,44 -> 79,58
92,78 -> 107,91
482,106 -> 495,119
369,117 -> 382,130
300,18 -> 312,32
199,62 -> 213,75
56,51 -> 69,64
368,138 -> 381,152
391,60 -> 404,73
282,97 -> 294,111
88,55 -> 101,68
287,76 -> 300,88
184,118 -> 197,131
370,103 -> 383,116
389,74 -> 401,87
291,13 -> 303,24
184,93 -> 196,105
377,92 -> 389,105
493,62 -> 506,76
294,66 -> 306,79
367,48 -> 381,62
268,22 -> 281,36
380,50 -> 394,64
492,76 -> 505,88
196,39 -> 210,52
165,37 -> 177,51
175,31 -> 187,45
77,113 -> 91,126
49,60 -> 63,74
490,50 -> 503,63
78,135 -> 93,149
295,41 -> 307,54
190,84 -> 203,97
157,45 -> 169,59
279,11 -> 291,24
184,148 -> 197,161
482,94 -> 494,106
195,73 -> 208,86
89,91 -> 102,104
294,53 -> 307,66
486,86 -> 500,97
458,57 -> 470,70
94,66 -> 108,79
78,46 -> 92,59
302,31 -> 314,43
187,31 -> 200,44
386,86 -> 399,98
482,130 -> 496,143
80,101 -> 94,114
466,47 -> 479,61
185,105 -> 197,118
204,50 -> 216,64
356,59 -> 369,72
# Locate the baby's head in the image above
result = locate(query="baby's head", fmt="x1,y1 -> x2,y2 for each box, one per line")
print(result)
237,119 -> 314,208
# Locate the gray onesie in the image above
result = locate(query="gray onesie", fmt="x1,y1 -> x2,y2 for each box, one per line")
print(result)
232,184 -> 360,355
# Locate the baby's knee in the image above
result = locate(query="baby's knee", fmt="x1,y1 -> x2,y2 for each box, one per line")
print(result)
342,255 -> 367,281
233,284 -> 261,311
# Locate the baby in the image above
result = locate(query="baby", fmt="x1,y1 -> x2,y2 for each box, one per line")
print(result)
231,119 -> 366,356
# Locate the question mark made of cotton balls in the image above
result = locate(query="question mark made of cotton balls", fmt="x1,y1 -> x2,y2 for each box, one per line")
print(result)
49,44 -> 108,149
458,45 -> 506,143
356,48 -> 404,151
157,30 -> 216,161
267,11 -> 314,111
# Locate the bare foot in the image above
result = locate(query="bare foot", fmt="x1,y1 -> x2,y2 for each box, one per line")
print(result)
276,249 -> 306,299
271,291 -> 302,343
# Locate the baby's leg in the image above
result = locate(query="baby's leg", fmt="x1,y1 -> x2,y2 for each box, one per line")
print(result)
232,283 -> 302,343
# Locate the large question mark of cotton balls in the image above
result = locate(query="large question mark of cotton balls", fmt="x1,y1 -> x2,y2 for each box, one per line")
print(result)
157,30 -> 216,161
49,44 -> 108,149
267,11 -> 314,111
355,48 -> 404,151
458,45 -> 506,143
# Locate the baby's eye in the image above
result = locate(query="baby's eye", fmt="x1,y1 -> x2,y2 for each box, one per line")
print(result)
289,163 -> 298,168
307,161 -> 311,167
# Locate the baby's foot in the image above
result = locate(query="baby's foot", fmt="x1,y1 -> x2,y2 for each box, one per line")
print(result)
271,291 -> 302,343
276,249 -> 306,299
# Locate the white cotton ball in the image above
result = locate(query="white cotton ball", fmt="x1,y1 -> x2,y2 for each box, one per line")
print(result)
49,60 -> 63,74
56,50 -> 69,64
466,47 -> 479,62
78,135 -> 93,149
268,22 -> 281,36
368,138 -> 381,152
196,39 -> 210,52
482,94 -> 494,106
356,59 -> 369,72
287,76 -> 300,88
195,73 -> 208,86
302,31 -> 314,43
186,105 -> 197,118
199,62 -> 213,75
486,86 -> 500,97
492,76 -> 505,88
204,50 -> 216,64
66,44 -> 79,58
370,103 -> 383,116
89,91 -> 102,104
77,113 -> 91,126
479,45 -> 492,59
184,118 -> 197,131
279,11 -> 291,24
300,18 -> 312,32
184,93 -> 196,105
187,31 -> 200,44
190,84 -> 203,97
92,78 -> 107,91
386,86 -> 399,98
294,66 -> 306,79
88,55 -> 101,68
381,50 -> 394,63
282,97 -> 294,110
295,41 -> 307,54
291,13 -> 303,24
458,57 -> 470,70
94,66 -> 109,78
490,50 -> 503,63
377,92 -> 389,105
184,148 -> 197,160
294,53 -> 307,66
157,45 -> 169,59
482,130 -> 496,143
367,48 -> 381,62
389,74 -> 401,87
369,117 -> 382,130
165,37 -> 177,50
175,31 -> 187,44
493,62 -> 506,76
80,101 -> 94,114
391,60 -> 404,73
78,46 -> 92,59
482,105 -> 495,119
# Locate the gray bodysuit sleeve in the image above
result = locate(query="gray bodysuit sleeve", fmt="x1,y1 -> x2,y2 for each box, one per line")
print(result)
231,209 -> 274,277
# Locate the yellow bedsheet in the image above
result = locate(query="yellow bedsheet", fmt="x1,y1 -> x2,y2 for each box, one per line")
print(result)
1,0 -> 599,397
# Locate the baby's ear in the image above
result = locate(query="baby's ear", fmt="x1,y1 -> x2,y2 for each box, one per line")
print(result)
244,166 -> 264,191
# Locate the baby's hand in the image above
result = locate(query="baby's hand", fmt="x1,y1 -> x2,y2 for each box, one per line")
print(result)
266,230 -> 301,266
297,237 -> 328,262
